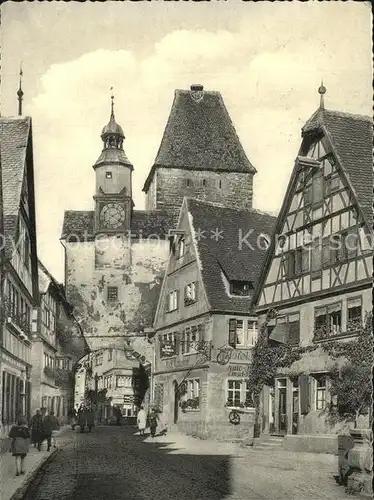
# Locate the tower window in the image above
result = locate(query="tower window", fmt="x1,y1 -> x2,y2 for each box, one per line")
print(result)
106,172 -> 112,179
202,179 -> 207,187
218,180 -> 222,189
107,286 -> 118,302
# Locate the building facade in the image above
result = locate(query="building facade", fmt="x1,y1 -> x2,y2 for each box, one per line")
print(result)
152,198 -> 276,439
253,94 -> 373,452
31,261 -> 88,421
0,117 -> 39,436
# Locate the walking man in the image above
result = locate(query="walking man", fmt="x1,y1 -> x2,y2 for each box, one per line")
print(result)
42,411 -> 60,451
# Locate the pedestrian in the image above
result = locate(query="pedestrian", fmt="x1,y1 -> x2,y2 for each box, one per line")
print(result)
30,409 -> 43,450
137,406 -> 146,436
68,407 -> 77,430
42,411 -> 59,451
8,416 -> 30,476
149,408 -> 159,438
77,406 -> 86,433
86,407 -> 95,432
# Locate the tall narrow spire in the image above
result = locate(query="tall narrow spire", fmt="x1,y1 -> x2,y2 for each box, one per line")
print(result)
110,86 -> 115,119
17,63 -> 24,116
318,79 -> 326,110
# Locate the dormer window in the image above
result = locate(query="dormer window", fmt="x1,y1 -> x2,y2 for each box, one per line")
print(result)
106,171 -> 112,179
230,281 -> 253,296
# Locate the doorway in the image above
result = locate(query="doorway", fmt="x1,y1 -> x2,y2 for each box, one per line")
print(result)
173,381 -> 179,424
277,379 -> 287,435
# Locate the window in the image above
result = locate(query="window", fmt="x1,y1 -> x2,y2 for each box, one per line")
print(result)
226,380 -> 253,408
185,179 -> 192,188
230,281 -> 253,296
108,349 -> 113,361
106,171 -> 112,179
116,376 -> 125,388
181,325 -> 202,354
315,375 -> 327,410
180,379 -> 200,410
218,179 -> 222,189
107,286 -> 118,302
202,179 -> 207,187
229,319 -> 256,347
178,238 -> 185,258
95,353 -> 103,366
184,282 -> 196,305
347,297 -> 362,331
326,174 -> 340,194
227,380 -> 241,407
314,304 -> 342,338
167,290 -> 179,312
24,232 -> 30,269
246,321 -> 258,346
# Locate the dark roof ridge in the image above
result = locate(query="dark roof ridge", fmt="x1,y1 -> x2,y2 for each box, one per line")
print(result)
323,108 -> 372,122
186,197 -> 276,217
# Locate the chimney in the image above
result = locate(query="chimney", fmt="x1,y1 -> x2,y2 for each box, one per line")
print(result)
190,84 -> 204,102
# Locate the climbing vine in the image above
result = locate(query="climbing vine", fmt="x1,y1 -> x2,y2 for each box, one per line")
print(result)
248,309 -> 373,433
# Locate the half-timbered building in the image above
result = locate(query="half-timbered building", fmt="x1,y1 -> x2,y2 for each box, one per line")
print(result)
253,88 -> 373,452
0,117 -> 39,435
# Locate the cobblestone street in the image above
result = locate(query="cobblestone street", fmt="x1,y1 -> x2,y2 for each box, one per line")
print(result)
22,426 -> 347,500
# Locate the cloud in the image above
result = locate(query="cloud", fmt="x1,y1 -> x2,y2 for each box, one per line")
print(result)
26,5 -> 372,280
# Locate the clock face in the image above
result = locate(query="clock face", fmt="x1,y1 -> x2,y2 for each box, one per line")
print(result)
100,203 -> 126,229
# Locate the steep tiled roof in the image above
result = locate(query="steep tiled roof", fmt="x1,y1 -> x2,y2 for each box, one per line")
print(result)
61,210 -> 95,240
61,209 -> 175,240
303,108 -> 373,226
143,88 -> 256,191
187,198 -> 277,314
0,117 -> 31,256
0,118 -> 30,216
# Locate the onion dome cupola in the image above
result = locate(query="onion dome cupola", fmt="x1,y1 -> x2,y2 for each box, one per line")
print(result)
93,93 -> 133,170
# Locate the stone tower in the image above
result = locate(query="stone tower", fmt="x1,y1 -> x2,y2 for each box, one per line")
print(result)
142,84 -> 257,223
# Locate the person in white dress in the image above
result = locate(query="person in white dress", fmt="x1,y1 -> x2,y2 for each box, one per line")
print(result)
137,406 -> 146,436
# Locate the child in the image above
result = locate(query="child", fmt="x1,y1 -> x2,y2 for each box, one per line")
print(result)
9,416 -> 30,476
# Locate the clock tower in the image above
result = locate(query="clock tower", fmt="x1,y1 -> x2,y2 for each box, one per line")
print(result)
93,95 -> 134,233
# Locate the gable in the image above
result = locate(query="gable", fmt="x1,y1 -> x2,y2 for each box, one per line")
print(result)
153,198 -> 210,329
256,126 -> 372,310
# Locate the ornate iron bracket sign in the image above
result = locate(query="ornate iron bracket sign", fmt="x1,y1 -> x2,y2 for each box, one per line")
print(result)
177,340 -> 212,391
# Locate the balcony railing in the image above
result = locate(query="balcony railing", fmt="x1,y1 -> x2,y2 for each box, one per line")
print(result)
2,296 -> 31,337
313,319 -> 363,341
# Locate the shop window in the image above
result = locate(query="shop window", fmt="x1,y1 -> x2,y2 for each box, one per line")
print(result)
180,379 -> 200,410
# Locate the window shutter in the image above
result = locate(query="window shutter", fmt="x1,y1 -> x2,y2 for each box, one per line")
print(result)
176,290 -> 180,310
228,319 -> 237,347
174,334 -> 180,355
288,320 -> 300,345
299,374 -> 310,415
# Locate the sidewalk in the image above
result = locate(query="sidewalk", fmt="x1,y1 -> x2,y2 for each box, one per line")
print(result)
0,426 -> 72,500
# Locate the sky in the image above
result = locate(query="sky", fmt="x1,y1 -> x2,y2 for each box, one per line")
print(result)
1,1 -> 372,282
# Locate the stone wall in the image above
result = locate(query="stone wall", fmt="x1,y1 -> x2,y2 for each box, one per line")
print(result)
146,168 -> 253,217
65,236 -> 169,352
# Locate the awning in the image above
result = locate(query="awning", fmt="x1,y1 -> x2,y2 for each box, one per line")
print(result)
269,322 -> 290,344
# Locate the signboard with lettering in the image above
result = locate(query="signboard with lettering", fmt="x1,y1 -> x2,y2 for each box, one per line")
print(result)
228,363 -> 250,378
161,342 -> 175,357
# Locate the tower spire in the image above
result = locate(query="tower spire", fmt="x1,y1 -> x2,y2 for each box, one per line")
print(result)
318,79 -> 326,110
110,86 -> 115,119
17,63 -> 24,116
